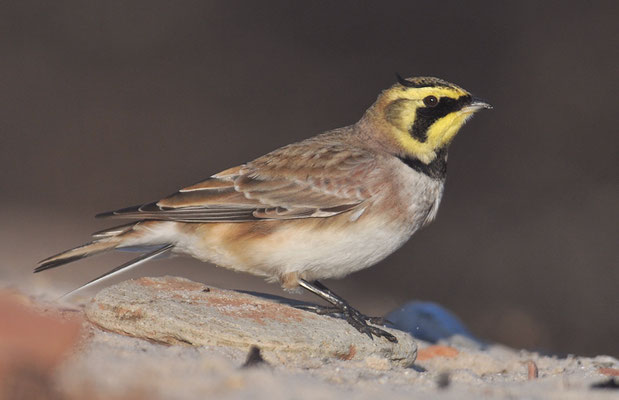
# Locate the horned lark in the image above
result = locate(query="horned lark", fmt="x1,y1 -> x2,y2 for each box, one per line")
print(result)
36,75 -> 491,342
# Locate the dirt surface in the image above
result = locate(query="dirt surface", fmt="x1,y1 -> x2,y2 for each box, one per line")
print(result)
2,277 -> 618,400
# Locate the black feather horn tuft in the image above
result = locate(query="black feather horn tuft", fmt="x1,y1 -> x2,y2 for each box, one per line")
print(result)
396,73 -> 413,87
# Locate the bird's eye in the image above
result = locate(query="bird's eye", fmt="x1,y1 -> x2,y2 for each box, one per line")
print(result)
423,95 -> 438,107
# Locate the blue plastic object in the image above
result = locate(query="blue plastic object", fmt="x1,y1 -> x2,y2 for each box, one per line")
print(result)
386,301 -> 481,344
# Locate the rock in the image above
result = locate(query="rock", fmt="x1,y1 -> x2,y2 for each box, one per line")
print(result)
84,276 -> 416,367
416,345 -> 459,361
0,291 -> 83,399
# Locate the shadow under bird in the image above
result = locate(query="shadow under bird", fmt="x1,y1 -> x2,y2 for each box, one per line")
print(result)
36,75 -> 491,342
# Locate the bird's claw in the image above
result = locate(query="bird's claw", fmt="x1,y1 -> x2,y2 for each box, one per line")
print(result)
294,304 -> 398,343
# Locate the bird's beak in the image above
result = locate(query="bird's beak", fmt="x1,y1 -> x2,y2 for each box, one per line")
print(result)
468,97 -> 493,111
459,97 -> 492,116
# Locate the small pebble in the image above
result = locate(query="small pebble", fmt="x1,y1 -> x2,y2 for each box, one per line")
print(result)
242,345 -> 268,368
437,372 -> 450,389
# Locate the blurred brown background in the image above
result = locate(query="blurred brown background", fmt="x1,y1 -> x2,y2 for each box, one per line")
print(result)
1,1 -> 617,356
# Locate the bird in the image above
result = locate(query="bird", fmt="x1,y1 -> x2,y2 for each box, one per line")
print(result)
35,75 -> 491,342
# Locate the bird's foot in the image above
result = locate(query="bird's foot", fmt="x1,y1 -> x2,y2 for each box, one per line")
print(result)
295,303 -> 397,343
295,304 -> 390,324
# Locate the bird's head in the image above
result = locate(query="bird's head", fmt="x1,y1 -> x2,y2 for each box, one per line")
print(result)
363,75 -> 491,164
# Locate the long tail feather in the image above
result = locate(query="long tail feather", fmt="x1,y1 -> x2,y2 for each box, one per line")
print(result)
35,239 -> 121,273
61,244 -> 174,298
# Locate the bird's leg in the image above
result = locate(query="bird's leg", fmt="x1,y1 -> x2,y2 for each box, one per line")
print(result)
304,281 -> 391,325
297,279 -> 397,343
300,281 -> 390,324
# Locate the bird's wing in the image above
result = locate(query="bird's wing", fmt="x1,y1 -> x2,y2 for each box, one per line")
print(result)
98,141 -> 377,222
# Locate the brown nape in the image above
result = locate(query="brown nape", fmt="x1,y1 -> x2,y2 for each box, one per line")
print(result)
353,103 -> 408,156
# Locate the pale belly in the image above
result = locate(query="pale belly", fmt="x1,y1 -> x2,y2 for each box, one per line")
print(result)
174,215 -> 412,281
163,182 -> 440,282
253,217 -> 414,281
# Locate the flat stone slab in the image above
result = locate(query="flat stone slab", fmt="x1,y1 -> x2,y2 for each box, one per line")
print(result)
84,276 -> 417,366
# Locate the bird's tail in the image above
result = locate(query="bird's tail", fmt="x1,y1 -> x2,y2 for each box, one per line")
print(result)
35,238 -> 123,273
35,223 -> 137,273
35,221 -> 176,296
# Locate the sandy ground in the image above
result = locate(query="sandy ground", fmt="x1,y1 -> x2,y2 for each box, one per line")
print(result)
55,329 -> 619,400
1,278 -> 618,400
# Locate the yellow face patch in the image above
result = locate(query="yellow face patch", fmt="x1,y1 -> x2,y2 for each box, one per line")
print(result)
380,84 -> 475,163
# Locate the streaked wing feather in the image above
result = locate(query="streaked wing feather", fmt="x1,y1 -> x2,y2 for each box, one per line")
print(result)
98,138 -> 377,222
